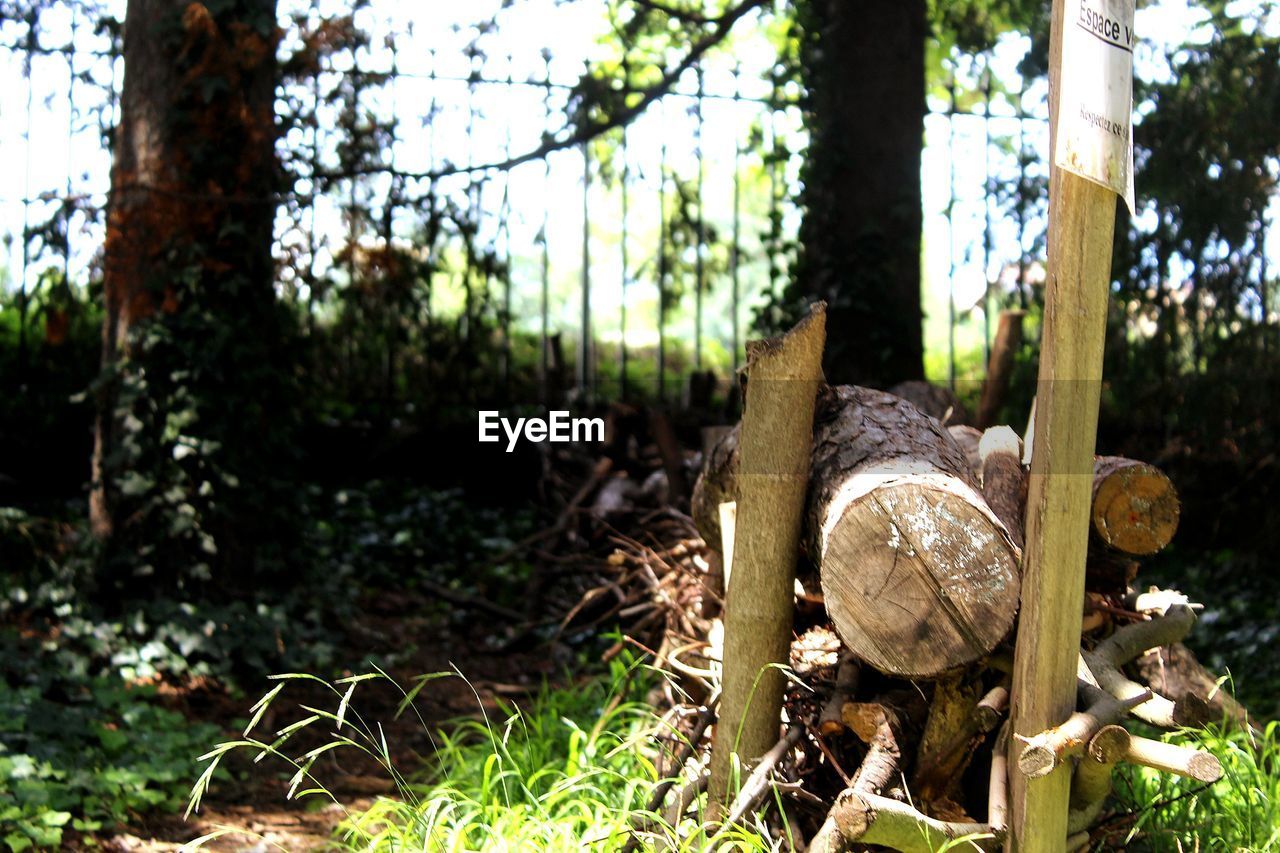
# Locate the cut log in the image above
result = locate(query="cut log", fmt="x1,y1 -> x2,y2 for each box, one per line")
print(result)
693,386 -> 1021,678
888,379 -> 970,426
809,386 -> 1020,678
1091,456 -> 1180,555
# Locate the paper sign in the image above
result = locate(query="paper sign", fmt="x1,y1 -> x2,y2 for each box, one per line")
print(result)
1054,0 -> 1137,212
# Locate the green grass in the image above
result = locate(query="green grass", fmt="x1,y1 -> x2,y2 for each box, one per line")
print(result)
187,660 -> 775,852
1112,721 -> 1280,851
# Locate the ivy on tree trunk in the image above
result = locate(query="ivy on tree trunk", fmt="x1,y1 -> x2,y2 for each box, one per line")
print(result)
92,0 -> 299,600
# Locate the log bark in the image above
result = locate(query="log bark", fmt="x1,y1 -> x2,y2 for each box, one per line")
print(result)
809,386 -> 1020,677
691,425 -> 739,552
975,309 -> 1026,428
708,304 -> 826,814
948,424 -> 983,477
913,673 -> 983,802
1091,457 -> 1180,555
1134,641 -> 1255,731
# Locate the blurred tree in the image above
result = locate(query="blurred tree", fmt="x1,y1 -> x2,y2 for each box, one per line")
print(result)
753,0 -> 1045,386
91,0 -> 300,600
788,0 -> 928,386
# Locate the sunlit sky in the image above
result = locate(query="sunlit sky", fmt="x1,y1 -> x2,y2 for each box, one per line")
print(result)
0,0 -> 1277,380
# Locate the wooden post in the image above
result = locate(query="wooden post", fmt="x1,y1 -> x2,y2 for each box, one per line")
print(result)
707,303 -> 825,817
1008,0 -> 1121,848
976,309 -> 1026,428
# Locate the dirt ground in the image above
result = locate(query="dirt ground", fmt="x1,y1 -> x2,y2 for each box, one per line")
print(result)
70,588 -> 573,852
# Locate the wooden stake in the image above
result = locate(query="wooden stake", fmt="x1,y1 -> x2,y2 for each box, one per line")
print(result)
707,303 -> 826,816
976,309 -> 1026,428
1008,0 -> 1121,846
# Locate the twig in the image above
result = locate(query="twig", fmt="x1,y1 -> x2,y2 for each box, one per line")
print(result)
1018,688 -> 1151,778
725,725 -> 804,825
810,790 -> 1001,853
1125,734 -> 1222,782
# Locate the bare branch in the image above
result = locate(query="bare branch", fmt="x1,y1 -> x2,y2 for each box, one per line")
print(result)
315,0 -> 768,184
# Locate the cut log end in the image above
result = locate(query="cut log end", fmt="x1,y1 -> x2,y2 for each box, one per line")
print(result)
1018,740 -> 1058,778
820,474 -> 1020,678
1187,752 -> 1223,783
1092,458 -> 1181,555
1087,724 -> 1131,765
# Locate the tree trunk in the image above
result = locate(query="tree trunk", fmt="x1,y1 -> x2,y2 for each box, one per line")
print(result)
92,0 -> 283,591
790,0 -> 925,387
809,387 -> 1020,677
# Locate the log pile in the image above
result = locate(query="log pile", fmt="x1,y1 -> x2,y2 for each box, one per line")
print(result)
522,379 -> 1242,852
683,383 -> 1238,851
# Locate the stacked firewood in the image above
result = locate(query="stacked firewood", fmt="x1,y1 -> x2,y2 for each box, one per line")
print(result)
543,380 -> 1254,853
682,385 -> 1244,852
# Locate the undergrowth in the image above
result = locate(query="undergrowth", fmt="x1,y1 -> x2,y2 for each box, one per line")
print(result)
187,659 -> 777,851
0,673 -> 218,851
1112,721 -> 1280,851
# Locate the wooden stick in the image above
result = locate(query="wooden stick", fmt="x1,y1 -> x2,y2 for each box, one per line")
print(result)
989,723 -> 1010,832
1018,689 -> 1150,778
1070,724 -> 1129,813
725,725 -> 804,825
1125,734 -> 1223,782
622,704 -> 717,853
980,426 -> 1027,551
818,655 -> 860,736
707,303 -> 826,816
663,772 -> 708,825
975,683 -> 1011,732
1066,725 -> 1129,838
977,309 -> 1026,428
1083,604 -> 1196,728
810,790 -> 1002,853
1009,2 -> 1121,846
841,701 -> 903,795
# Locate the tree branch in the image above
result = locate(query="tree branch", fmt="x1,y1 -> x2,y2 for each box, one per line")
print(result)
315,0 -> 768,184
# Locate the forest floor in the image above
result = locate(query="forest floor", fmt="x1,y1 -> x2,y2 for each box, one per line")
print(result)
8,440 -> 1280,852
78,589 -> 563,852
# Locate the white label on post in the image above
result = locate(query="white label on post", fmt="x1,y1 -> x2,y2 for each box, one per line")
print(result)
1054,0 -> 1136,212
